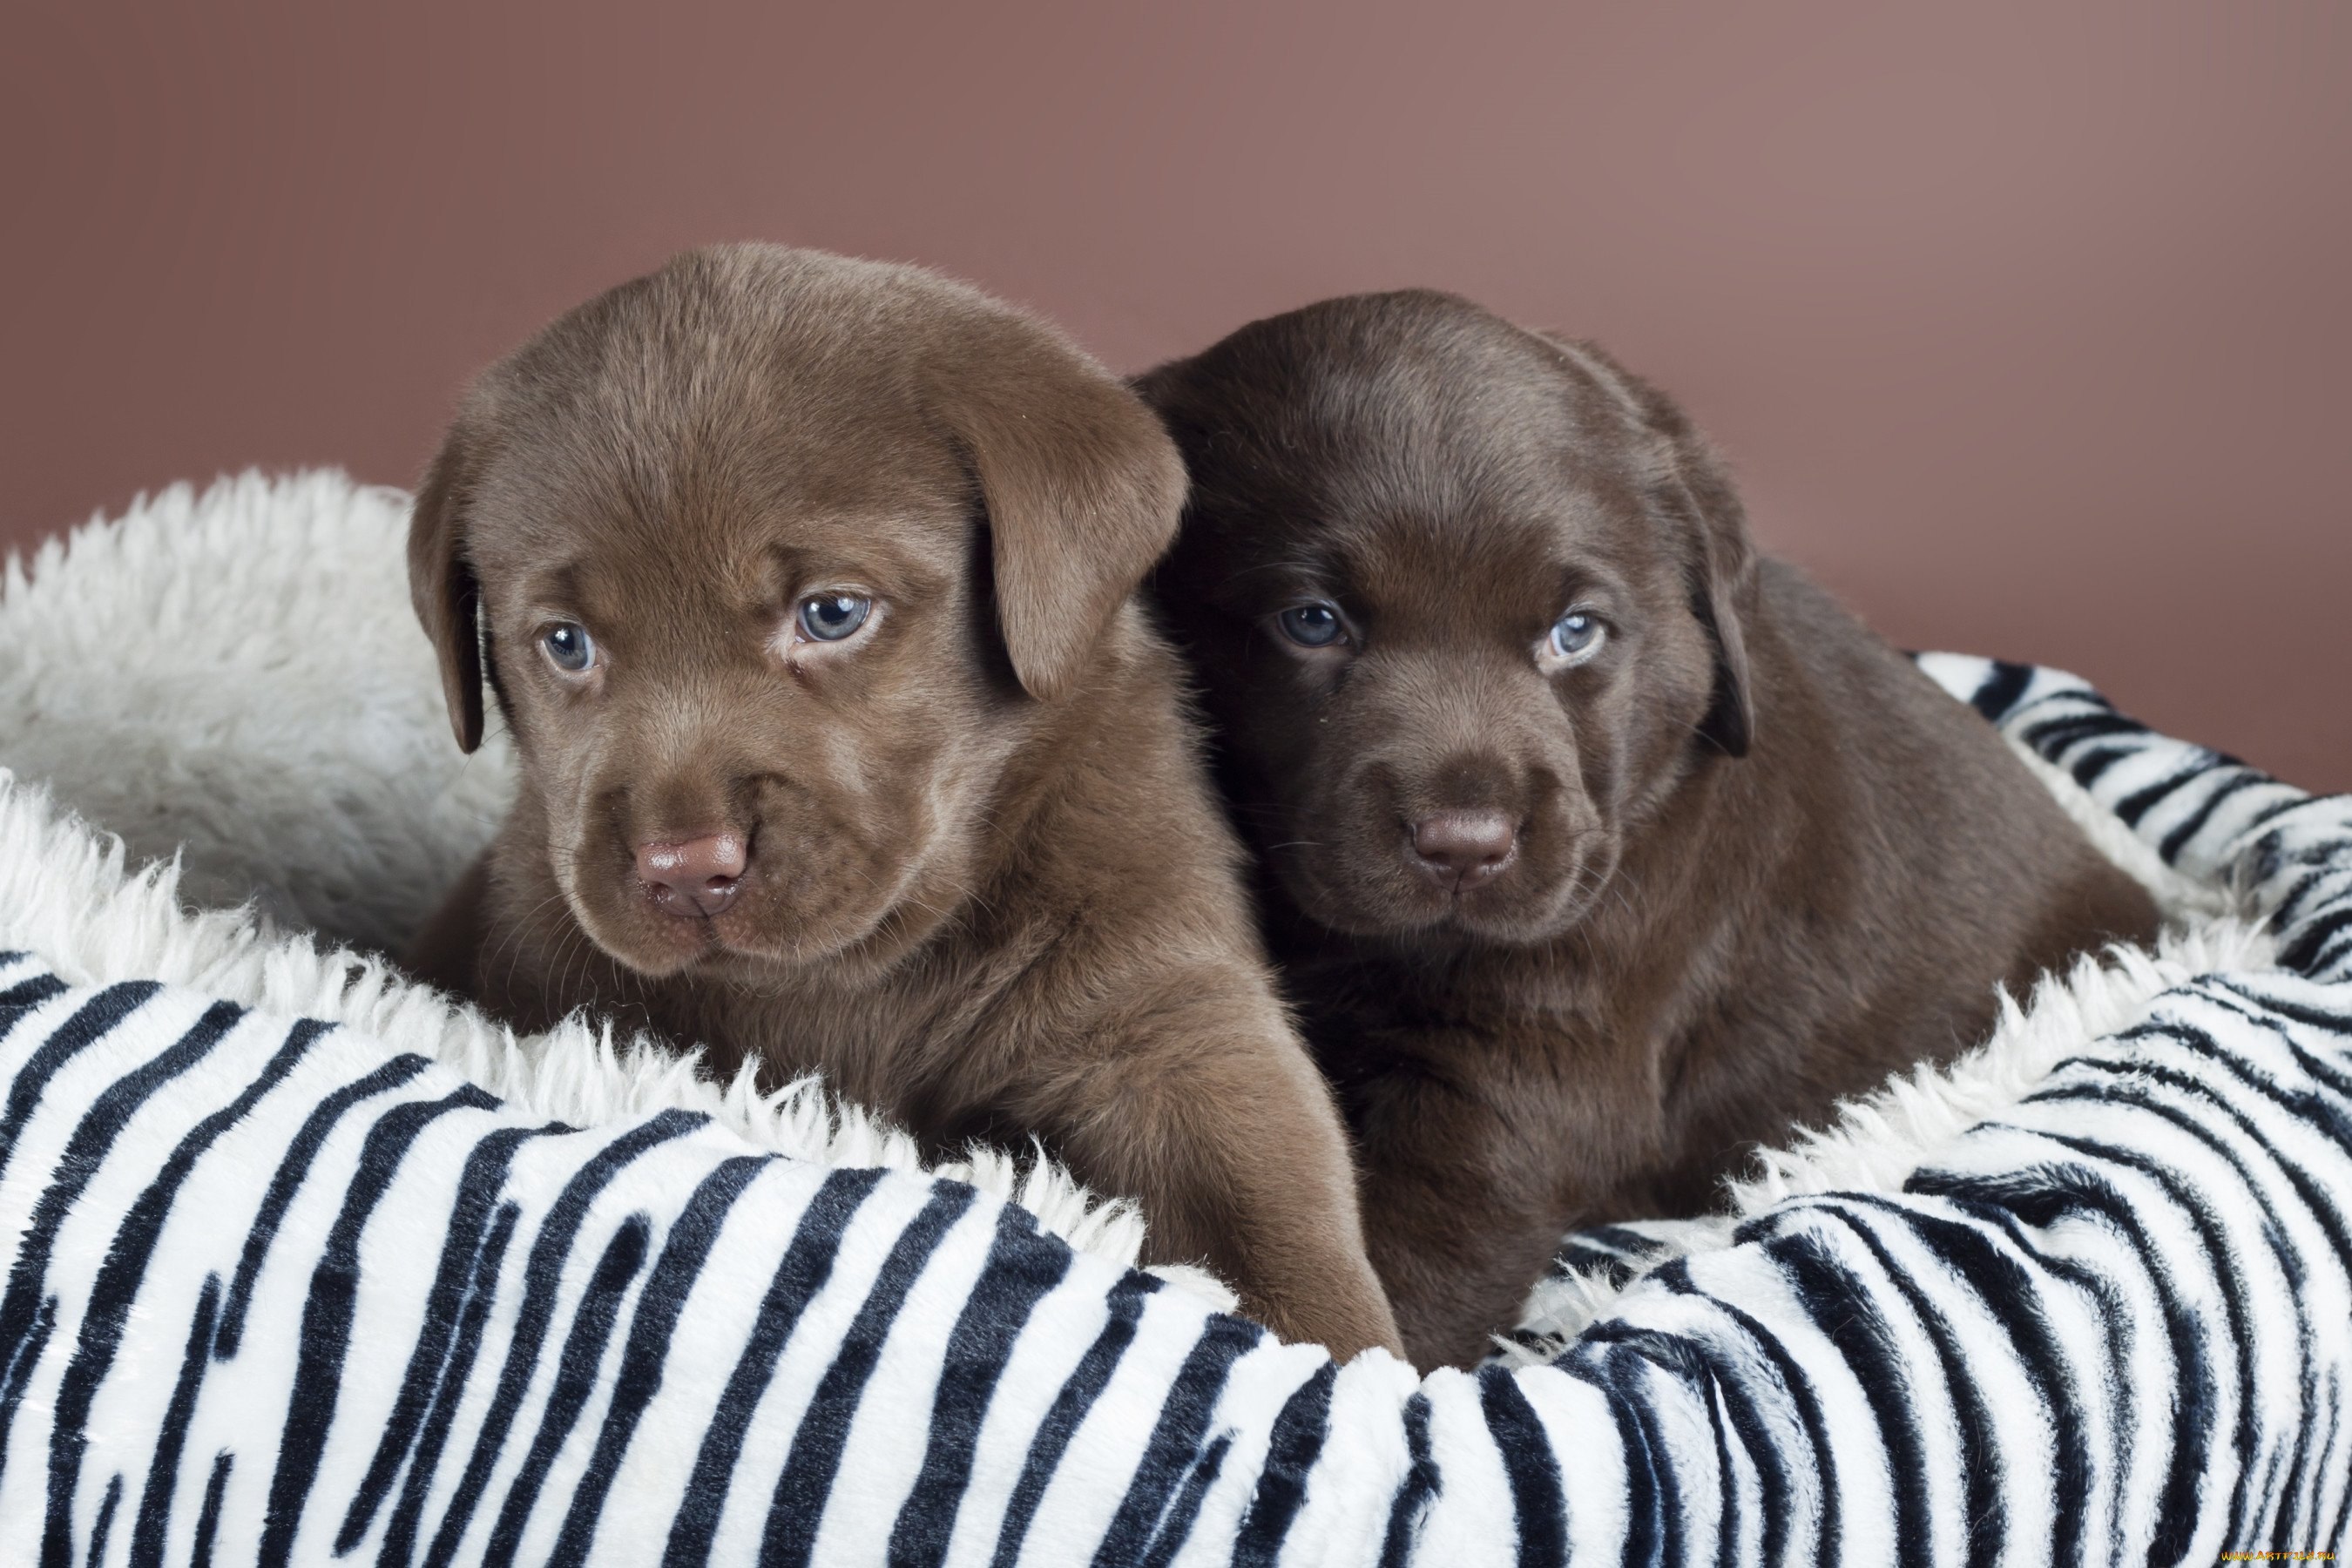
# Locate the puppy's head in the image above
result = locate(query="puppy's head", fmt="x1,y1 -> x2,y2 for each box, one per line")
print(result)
1140,290 -> 1754,946
411,245 -> 1183,978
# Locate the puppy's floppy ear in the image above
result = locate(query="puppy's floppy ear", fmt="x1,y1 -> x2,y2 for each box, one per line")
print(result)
1555,336 -> 1757,757
408,415 -> 493,754
932,324 -> 1187,702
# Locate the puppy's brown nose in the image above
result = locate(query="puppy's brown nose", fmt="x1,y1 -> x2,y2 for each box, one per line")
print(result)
1411,810 -> 1517,889
636,834 -> 748,917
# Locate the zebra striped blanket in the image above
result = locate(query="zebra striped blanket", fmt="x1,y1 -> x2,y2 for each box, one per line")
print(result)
3,476 -> 2347,1564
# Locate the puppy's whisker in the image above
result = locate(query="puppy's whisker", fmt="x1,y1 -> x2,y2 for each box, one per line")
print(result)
490,888 -> 576,1006
842,856 -> 976,946
551,925 -> 593,1017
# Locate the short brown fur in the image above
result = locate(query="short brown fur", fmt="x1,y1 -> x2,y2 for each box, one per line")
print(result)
1139,290 -> 2161,1369
405,245 -> 1401,1359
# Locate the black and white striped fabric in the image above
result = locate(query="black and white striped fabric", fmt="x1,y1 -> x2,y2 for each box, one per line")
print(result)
3,653 -> 2347,1565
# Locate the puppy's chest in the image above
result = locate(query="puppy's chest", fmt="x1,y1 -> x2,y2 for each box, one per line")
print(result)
649,971 -> 991,1121
1296,950 -> 1669,1084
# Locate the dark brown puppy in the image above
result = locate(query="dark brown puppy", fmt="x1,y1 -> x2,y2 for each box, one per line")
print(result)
1139,290 -> 2161,1369
403,245 -> 1401,1359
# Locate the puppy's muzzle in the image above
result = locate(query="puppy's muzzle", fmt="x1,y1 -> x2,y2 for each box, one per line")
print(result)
635,832 -> 749,918
1409,808 -> 1518,891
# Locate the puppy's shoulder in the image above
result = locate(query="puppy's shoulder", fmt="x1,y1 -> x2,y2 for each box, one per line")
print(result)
1750,555 -> 2156,937
1754,557 -> 2031,799
1056,616 -> 1253,879
992,610 -> 1274,983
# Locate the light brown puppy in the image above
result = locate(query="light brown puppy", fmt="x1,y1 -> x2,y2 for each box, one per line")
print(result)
1139,290 -> 2162,1369
404,245 -> 1400,1359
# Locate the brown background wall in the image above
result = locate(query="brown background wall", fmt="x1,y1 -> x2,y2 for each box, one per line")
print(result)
5,1 -> 2347,787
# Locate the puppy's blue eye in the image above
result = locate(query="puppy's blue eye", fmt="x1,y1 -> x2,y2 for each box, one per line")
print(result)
798,593 -> 872,642
1549,611 -> 1605,661
1277,603 -> 1345,649
542,623 -> 595,673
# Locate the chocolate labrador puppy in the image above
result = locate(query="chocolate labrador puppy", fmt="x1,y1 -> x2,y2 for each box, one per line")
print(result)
1139,290 -> 2161,1369
403,245 -> 1400,1359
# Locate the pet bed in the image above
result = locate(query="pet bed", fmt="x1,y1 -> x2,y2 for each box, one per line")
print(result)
0,471 -> 2343,1565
